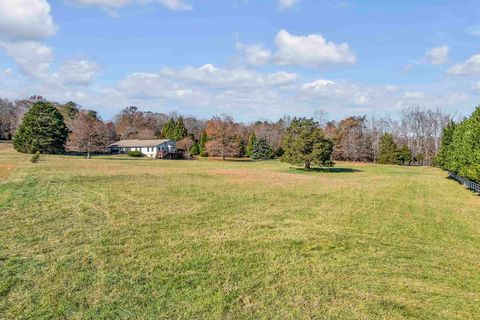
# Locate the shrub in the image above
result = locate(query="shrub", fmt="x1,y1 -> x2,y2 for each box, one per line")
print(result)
128,150 -> 143,157
30,151 -> 40,163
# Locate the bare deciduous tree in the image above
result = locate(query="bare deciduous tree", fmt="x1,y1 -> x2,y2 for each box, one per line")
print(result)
334,116 -> 372,162
177,135 -> 195,158
67,111 -> 111,158
398,106 -> 451,165
115,106 -> 169,139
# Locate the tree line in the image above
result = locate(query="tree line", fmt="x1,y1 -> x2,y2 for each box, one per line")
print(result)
436,107 -> 480,183
2,95 -> 459,169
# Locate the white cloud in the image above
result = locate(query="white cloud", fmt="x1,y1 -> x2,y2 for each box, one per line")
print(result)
161,64 -> 297,88
1,68 -> 13,78
300,79 -> 473,116
236,43 -> 272,65
278,0 -> 299,9
425,45 -> 449,65
69,0 -> 192,10
117,72 -> 196,99
301,79 -> 377,107
154,0 -> 192,10
472,81 -> 480,92
0,0 -> 57,40
70,0 -> 132,9
403,91 -> 424,99
301,79 -> 337,92
239,30 -> 356,67
386,85 -> 397,93
395,92 -> 469,111
447,54 -> 480,75
274,30 -> 356,66
402,63 -> 414,73
0,42 -> 100,87
0,41 -> 53,79
95,66 -> 301,119
56,60 -> 100,85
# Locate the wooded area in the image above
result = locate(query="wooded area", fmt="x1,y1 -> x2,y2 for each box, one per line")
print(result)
1,95 -> 457,167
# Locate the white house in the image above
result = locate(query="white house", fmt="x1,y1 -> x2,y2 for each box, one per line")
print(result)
107,139 -> 177,159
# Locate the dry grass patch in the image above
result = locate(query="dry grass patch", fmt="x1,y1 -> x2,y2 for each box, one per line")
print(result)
0,163 -> 16,179
207,168 -> 312,186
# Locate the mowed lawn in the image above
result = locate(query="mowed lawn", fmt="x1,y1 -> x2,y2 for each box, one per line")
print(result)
1,144 -> 479,319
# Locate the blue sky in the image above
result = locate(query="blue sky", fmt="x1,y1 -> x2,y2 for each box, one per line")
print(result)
0,0 -> 479,121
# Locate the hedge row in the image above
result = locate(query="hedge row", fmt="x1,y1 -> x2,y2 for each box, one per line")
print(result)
436,107 -> 480,183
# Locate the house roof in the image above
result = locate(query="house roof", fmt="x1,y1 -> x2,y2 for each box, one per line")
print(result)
108,139 -> 172,148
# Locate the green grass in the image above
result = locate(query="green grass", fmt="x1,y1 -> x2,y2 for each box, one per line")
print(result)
1,144 -> 479,319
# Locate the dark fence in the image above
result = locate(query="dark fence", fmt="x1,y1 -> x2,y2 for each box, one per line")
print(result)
449,172 -> 480,193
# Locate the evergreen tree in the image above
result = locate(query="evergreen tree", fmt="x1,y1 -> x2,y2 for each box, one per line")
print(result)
173,116 -> 188,141
435,120 -> 456,171
449,119 -> 468,175
162,118 -> 175,139
251,138 -> 273,160
377,133 -> 398,164
246,131 -> 256,157
280,117 -> 334,169
13,101 -> 69,154
190,143 -> 200,156
237,136 -> 246,157
199,131 -> 208,157
396,144 -> 413,165
450,107 -> 480,182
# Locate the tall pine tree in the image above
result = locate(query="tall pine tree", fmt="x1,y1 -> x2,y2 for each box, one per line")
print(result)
162,118 -> 175,139
377,133 -> 398,164
246,131 -> 256,157
173,116 -> 188,141
435,120 -> 456,171
198,131 -> 208,157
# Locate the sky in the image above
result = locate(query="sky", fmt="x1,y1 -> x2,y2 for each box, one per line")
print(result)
0,0 -> 480,122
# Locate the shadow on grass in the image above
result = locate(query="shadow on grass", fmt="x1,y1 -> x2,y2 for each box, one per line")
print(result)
205,158 -> 252,162
446,176 -> 480,195
291,167 -> 363,173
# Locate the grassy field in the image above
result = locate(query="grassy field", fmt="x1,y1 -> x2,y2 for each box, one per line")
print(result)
1,144 -> 479,319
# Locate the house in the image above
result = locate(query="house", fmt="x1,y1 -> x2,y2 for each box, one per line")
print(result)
107,139 -> 177,159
